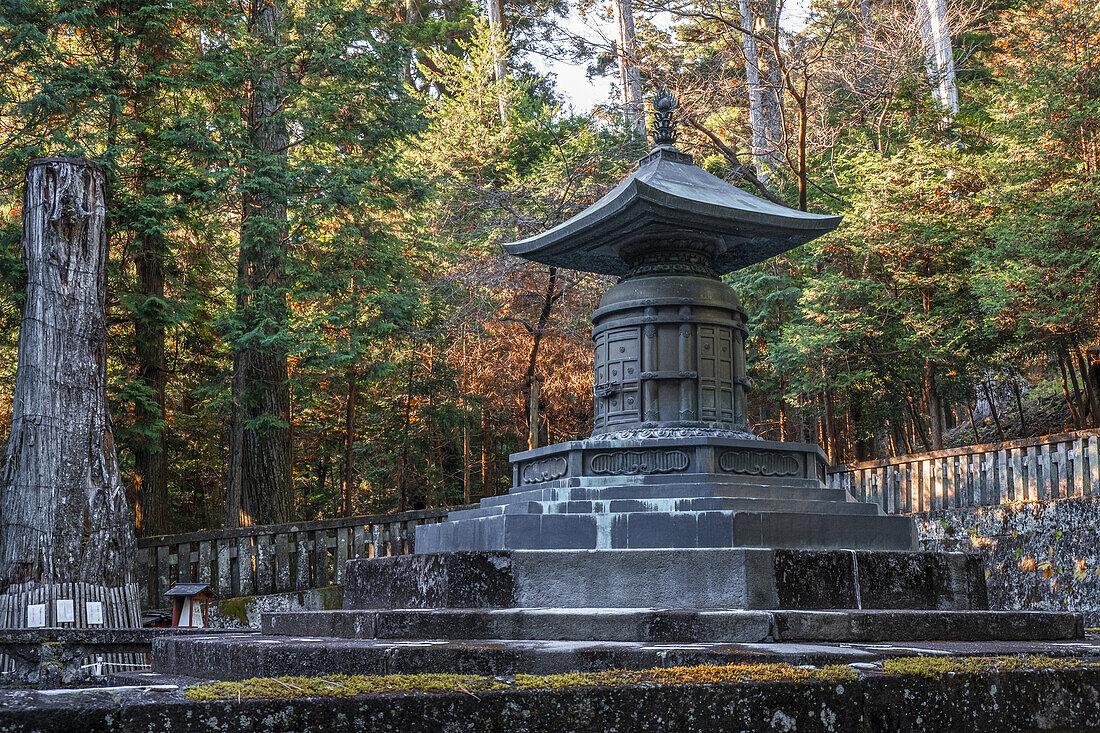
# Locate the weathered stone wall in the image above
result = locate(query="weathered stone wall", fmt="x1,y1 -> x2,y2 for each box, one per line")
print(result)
210,586 -> 343,628
916,497 -> 1100,626
6,668 -> 1100,732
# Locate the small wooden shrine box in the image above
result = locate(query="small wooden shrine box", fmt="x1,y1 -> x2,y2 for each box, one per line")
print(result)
166,583 -> 215,628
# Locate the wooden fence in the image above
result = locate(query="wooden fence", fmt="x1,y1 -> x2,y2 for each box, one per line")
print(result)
0,582 -> 143,674
826,429 -> 1100,514
136,508 -> 452,611
136,430 -> 1100,611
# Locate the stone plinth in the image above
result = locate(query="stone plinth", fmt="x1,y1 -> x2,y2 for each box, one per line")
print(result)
343,549 -> 983,611
415,436 -> 916,553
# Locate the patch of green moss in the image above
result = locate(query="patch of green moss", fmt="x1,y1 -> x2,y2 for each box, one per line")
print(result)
882,655 -> 1100,679
185,673 -> 508,701
216,596 -> 251,625
185,662 -> 857,701
316,584 -> 343,610
515,663 -> 857,690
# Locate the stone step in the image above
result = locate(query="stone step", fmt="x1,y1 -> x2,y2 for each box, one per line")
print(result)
151,617 -> 1088,681
514,472 -> 830,489
260,608 -> 1083,645
474,484 -> 857,509
474,486 -> 858,513
342,549 -> 986,611
263,608 -> 773,643
452,496 -> 882,520
480,475 -> 837,508
416,507 -> 914,553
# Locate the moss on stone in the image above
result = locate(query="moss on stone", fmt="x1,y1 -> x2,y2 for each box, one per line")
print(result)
882,655 -> 1100,679
185,673 -> 509,701
187,655 -> 1100,702
515,663 -> 857,690
216,596 -> 251,625
185,662 -> 857,701
316,585 -> 343,610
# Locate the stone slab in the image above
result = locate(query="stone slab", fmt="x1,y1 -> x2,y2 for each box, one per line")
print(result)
416,435 -> 921,554
485,482 -> 856,504
261,608 -> 1082,644
151,631 -> 1100,681
264,609 -> 775,643
14,657 -> 1100,732
415,436 -> 920,554
771,610 -> 1084,642
415,509 -> 918,553
343,549 -> 985,611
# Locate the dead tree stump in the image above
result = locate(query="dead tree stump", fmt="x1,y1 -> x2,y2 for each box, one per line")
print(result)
0,159 -> 139,644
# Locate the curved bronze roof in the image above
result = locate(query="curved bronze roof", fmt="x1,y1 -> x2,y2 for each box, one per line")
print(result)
503,147 -> 842,277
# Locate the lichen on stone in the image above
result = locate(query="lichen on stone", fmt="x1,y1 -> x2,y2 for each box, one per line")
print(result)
184,662 -> 858,701
882,654 -> 1100,679
514,663 -> 858,690
185,673 -> 509,701
216,596 -> 252,626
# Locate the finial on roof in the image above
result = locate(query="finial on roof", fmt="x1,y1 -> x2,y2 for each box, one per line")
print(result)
649,90 -> 678,147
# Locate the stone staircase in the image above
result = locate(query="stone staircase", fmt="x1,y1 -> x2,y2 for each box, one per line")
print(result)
416,442 -> 917,554
150,549 -> 1086,681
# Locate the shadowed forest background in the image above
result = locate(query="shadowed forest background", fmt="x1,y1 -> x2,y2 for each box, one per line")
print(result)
0,0 -> 1096,536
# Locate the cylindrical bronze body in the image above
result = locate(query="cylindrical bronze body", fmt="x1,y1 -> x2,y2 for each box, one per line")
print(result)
591,274 -> 750,438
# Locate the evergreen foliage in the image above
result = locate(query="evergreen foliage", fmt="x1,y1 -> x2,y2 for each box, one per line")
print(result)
0,0 -> 1096,531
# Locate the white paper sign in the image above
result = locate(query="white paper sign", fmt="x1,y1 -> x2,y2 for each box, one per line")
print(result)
56,599 -> 74,623
86,601 -> 104,625
27,604 -> 46,628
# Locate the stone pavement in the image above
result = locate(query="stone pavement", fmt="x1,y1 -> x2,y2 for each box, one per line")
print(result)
2,640 -> 1100,732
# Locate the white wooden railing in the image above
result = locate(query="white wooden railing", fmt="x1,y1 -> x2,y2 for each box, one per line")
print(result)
826,429 -> 1100,514
136,508 -> 455,610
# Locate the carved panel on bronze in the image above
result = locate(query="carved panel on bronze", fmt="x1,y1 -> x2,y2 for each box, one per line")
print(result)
698,325 -> 736,425
521,456 -> 569,484
593,326 -> 642,430
590,449 -> 690,475
718,450 -> 800,476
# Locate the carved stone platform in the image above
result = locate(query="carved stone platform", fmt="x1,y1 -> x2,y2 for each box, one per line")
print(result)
148,549 -> 1086,681
415,437 -> 916,553
343,549 -> 984,611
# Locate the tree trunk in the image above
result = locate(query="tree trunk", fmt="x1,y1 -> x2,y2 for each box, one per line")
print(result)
796,84 -> 809,211
341,368 -> 357,517
462,419 -> 471,504
981,381 -> 1006,442
132,226 -> 169,537
225,0 -> 293,528
1057,350 -> 1084,428
523,268 -> 557,451
614,0 -> 644,136
528,377 -> 541,450
924,359 -> 943,449
914,0 -> 959,119
778,396 -> 789,442
1011,378 -> 1027,434
822,390 -> 838,463
850,402 -> 872,461
1074,345 -> 1100,427
486,0 -> 508,121
964,398 -> 979,444
316,457 -> 328,506
1064,348 -> 1091,426
461,338 -> 471,505
130,51 -> 170,538
739,0 -> 783,184
480,404 -> 492,498
398,359 -> 414,511
0,158 -> 136,594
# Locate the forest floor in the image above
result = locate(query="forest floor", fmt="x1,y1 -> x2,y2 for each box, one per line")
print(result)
945,379 -> 1082,449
